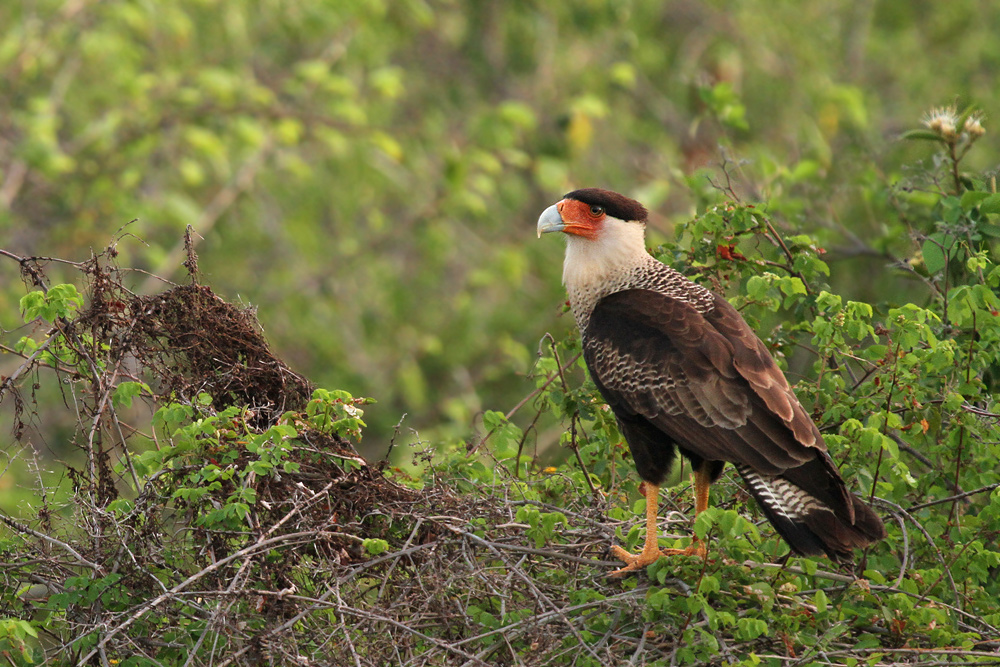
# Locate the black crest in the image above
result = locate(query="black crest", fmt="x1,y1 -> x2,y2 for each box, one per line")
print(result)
563,188 -> 648,222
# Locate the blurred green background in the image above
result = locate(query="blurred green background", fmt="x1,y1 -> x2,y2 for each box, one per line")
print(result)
2,0 -> 999,466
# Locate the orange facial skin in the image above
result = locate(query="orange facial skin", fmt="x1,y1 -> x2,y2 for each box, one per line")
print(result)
556,198 -> 606,240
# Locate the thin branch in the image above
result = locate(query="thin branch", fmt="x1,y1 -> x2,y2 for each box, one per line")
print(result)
0,513 -> 103,573
76,529 -> 354,664
908,482 -> 1000,512
0,326 -> 63,402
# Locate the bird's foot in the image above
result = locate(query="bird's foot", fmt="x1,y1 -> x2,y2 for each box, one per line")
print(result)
608,539 -> 706,577
608,543 -> 663,576
660,540 -> 706,558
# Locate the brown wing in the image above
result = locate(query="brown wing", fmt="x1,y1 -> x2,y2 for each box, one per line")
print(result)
583,288 -> 824,476
583,288 -> 886,558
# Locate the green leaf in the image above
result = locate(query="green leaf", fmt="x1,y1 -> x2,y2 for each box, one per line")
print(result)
363,538 -> 389,555
19,292 -> 46,322
14,336 -> 38,355
980,193 -> 1000,215
814,589 -> 829,613
47,284 -> 84,316
107,498 -> 134,514
746,275 -> 770,300
482,410 -> 506,431
112,381 -> 150,409
698,575 -> 720,595
900,129 -> 945,142
778,277 -> 807,296
960,190 -> 990,209
921,236 -> 947,274
736,617 -> 768,640
0,619 -> 39,640
693,509 -> 715,540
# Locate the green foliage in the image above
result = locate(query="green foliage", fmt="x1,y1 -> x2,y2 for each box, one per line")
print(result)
4,113 -> 1000,667
3,2 -> 1000,664
19,284 -> 83,323
4,0 -> 1000,449
698,81 -> 750,132
111,381 -> 151,410
515,505 -> 568,549
362,538 -> 390,556
305,388 -> 374,440
0,618 -> 40,666
397,108 -> 1000,663
133,390 -> 370,532
12,302 -> 107,386
483,410 -> 524,460
0,380 -> 381,664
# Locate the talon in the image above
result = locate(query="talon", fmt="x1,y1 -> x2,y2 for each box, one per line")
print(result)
660,540 -> 707,559
608,539 -> 706,577
608,543 -> 663,576
606,481 -> 710,577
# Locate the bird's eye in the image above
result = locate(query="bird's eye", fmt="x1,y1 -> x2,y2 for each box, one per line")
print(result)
589,205 -> 604,216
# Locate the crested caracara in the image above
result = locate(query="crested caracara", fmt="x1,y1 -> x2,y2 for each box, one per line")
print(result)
537,188 -> 885,575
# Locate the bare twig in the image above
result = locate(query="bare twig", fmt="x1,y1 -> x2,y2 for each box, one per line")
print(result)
76,529 -> 356,664
907,482 -> 1000,512
0,513 -> 103,573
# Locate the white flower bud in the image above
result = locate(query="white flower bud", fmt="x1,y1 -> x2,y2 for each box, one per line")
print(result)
965,114 -> 986,138
922,105 -> 960,139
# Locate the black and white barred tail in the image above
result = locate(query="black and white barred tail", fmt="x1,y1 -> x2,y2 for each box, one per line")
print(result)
735,462 -> 885,561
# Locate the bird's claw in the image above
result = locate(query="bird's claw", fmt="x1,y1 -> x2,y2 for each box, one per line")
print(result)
660,542 -> 707,559
607,540 -> 706,577
608,544 -> 660,576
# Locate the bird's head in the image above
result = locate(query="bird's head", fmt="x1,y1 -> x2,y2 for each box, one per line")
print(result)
536,188 -> 648,240
537,189 -> 653,302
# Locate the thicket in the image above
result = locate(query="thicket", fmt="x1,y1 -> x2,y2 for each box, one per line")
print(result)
1,108 -> 1000,665
3,1 -> 1000,665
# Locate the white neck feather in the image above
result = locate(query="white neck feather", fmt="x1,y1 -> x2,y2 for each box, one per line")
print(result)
562,219 -> 649,291
561,218 -> 651,330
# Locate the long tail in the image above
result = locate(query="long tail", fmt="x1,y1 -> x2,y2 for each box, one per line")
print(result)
735,459 -> 886,561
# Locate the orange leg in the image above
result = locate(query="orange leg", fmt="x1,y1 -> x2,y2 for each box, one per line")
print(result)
669,465 -> 710,558
609,481 -> 664,575
609,468 -> 710,576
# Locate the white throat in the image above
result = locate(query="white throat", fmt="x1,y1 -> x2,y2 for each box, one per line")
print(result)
561,218 -> 651,330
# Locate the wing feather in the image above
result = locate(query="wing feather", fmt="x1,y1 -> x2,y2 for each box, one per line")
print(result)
583,289 -> 822,474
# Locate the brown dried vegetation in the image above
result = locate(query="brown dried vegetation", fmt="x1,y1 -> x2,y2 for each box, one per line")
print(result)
0,238 -> 672,665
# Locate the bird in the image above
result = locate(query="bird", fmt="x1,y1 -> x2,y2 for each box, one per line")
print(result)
537,188 -> 886,575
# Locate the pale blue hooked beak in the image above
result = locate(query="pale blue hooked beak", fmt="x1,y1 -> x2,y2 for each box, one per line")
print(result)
536,203 -> 565,238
